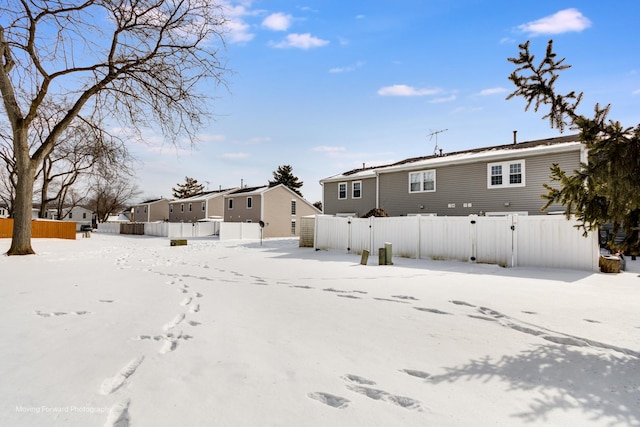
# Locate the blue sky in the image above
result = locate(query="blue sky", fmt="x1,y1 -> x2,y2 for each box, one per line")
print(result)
130,1 -> 640,205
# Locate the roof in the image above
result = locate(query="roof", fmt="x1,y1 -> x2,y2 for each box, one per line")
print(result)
321,134 -> 582,183
170,188 -> 237,203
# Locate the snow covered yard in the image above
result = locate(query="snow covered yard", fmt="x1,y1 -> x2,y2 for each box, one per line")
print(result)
0,234 -> 638,427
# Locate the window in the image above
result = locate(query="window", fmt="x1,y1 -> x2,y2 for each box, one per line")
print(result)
83,213 -> 87,219
338,182 -> 347,199
188,203 -> 192,212
68,212 -> 73,219
180,204 -> 184,213
352,181 -> 362,199
291,220 -> 296,235
228,199 -> 233,209
144,207 -> 147,213
170,205 -> 173,213
201,202 -> 206,211
487,160 -> 525,188
408,170 -> 436,193
247,197 -> 252,209
291,200 -> 296,215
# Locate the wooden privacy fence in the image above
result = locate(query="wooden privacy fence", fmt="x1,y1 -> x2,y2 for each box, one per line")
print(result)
312,214 -> 600,271
0,218 -> 76,240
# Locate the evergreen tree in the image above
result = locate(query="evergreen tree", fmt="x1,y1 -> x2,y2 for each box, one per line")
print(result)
172,177 -> 205,199
268,165 -> 303,197
507,40 -> 640,253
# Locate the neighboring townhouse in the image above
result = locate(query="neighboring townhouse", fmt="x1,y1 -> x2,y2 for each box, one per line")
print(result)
169,189 -> 236,223
224,184 -> 321,238
321,134 -> 584,217
132,198 -> 170,222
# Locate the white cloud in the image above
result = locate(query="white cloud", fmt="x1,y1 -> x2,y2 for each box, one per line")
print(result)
355,14 -> 365,20
478,87 -> 507,96
500,37 -> 516,45
262,12 -> 292,31
270,33 -> 329,49
377,84 -> 441,97
633,89 -> 640,95
329,61 -> 364,74
196,133 -> 226,143
518,8 -> 591,36
225,19 -> 255,43
220,152 -> 250,159
429,95 -> 457,104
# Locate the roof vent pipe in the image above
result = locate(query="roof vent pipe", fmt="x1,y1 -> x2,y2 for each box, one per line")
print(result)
513,130 -> 517,144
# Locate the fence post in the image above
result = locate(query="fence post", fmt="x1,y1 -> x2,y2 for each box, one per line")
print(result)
469,215 -> 478,262
509,215 -> 517,268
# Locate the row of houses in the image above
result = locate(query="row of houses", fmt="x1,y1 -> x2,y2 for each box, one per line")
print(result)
319,134 -> 583,218
1,134 -> 585,238
131,184 -> 320,238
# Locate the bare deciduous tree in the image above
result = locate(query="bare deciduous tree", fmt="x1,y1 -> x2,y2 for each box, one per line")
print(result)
0,0 -> 229,254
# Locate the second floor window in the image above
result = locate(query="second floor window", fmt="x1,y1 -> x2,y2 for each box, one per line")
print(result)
409,170 -> 436,193
352,181 -> 362,199
487,160 -> 525,188
338,182 -> 347,199
291,200 -> 296,215
228,199 -> 233,209
247,197 -> 252,208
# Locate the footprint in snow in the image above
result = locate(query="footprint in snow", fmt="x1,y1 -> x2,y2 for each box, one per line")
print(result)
100,356 -> 144,395
307,392 -> 350,409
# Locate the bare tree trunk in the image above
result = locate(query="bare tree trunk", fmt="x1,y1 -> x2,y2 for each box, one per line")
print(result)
8,134 -> 36,254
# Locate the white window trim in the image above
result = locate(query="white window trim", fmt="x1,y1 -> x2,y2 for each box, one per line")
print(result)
352,181 -> 362,199
338,182 -> 347,200
291,199 -> 297,215
247,197 -> 252,209
487,159 -> 526,189
408,170 -> 436,193
228,198 -> 233,210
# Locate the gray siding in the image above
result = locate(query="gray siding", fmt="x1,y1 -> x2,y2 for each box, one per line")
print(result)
225,195 -> 263,223
378,151 -> 580,216
323,177 -> 377,216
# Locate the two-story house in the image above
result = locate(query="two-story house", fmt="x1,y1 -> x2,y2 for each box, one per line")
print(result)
132,198 -> 170,222
223,184 -> 321,238
169,189 -> 236,223
320,134 -> 584,217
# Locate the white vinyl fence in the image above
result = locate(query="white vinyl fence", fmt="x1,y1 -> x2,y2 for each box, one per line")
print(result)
97,221 -> 221,238
313,215 -> 599,271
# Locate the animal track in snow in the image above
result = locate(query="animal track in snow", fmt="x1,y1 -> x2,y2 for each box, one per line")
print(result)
307,392 -> 350,409
180,297 -> 192,306
99,299 -> 115,303
584,319 -> 601,323
323,288 -> 349,293
104,398 -> 130,427
291,285 -> 313,289
402,369 -> 431,379
337,294 -> 361,299
346,385 -> 421,410
100,356 -> 144,395
35,310 -> 90,317
373,298 -> 409,304
413,307 -> 451,315
163,313 -> 185,331
189,304 -> 200,313
392,295 -> 419,301
450,300 -> 476,307
342,374 -> 376,385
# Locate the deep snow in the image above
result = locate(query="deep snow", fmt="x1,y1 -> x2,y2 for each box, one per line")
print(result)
0,233 -> 638,427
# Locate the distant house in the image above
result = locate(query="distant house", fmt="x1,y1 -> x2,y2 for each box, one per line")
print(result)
0,204 -> 8,218
223,184 -> 321,238
320,134 -> 584,217
132,198 -> 170,222
43,206 -> 94,231
168,189 -> 236,223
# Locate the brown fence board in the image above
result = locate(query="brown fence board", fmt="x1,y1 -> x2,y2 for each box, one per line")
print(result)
0,218 -> 76,240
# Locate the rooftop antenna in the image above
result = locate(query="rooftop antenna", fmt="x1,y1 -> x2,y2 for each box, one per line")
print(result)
427,128 -> 448,155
